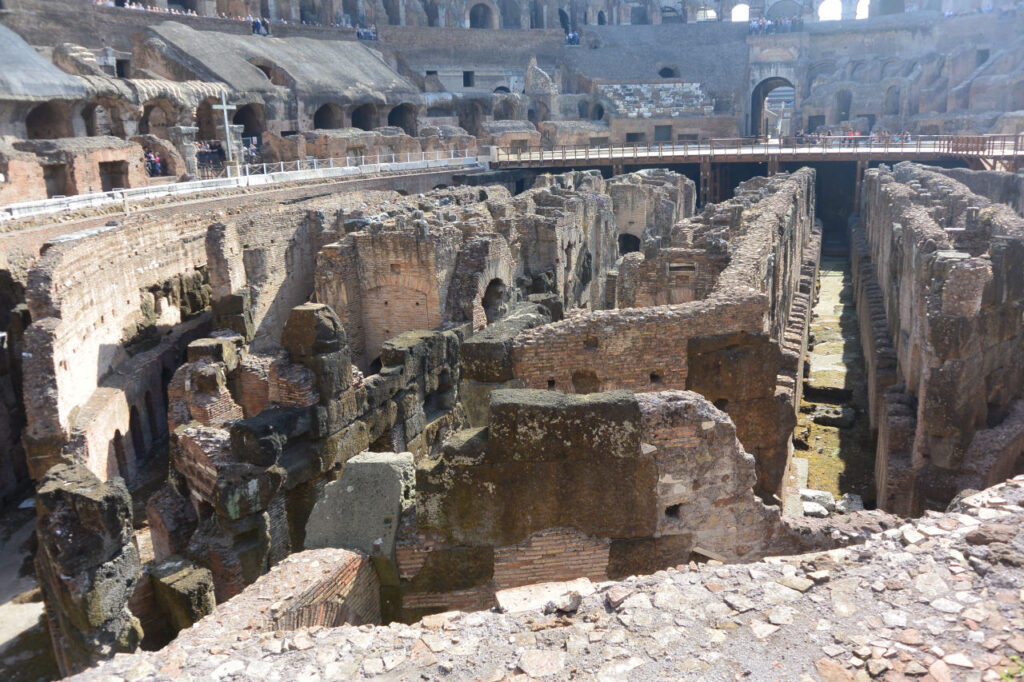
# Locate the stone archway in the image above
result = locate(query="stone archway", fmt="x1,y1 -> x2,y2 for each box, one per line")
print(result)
468,1 -> 497,27
233,103 -> 266,138
750,77 -> 795,137
26,100 -> 73,140
387,103 -> 418,136
351,103 -> 378,131
314,103 -> 345,129
139,98 -> 177,139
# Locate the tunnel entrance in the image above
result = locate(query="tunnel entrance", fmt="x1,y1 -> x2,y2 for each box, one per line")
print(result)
750,77 -> 795,138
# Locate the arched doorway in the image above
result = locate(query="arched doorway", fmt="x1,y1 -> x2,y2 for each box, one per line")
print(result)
766,0 -> 800,18
481,278 -> 507,324
233,104 -> 266,139
834,90 -> 852,123
139,99 -> 175,139
387,103 -> 418,135
558,7 -> 570,32
883,86 -> 900,115
26,101 -> 73,139
351,103 -> 378,131
469,2 -> 494,27
731,3 -> 749,21
82,103 -> 115,137
592,103 -> 604,120
750,77 -> 795,137
597,10 -> 606,24
195,98 -> 219,140
313,103 -> 345,129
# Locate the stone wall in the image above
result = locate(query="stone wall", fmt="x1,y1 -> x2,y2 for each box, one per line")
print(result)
395,388 -> 870,620
510,169 -> 818,498
857,162 -> 1024,514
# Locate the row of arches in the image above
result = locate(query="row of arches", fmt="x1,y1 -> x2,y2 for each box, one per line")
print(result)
24,96 -> 421,143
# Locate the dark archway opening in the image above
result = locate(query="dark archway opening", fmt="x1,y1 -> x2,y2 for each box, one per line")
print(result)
493,99 -> 515,120
883,86 -> 900,116
233,104 -> 266,138
597,10 -> 606,24
482,278 -> 508,324
618,234 -> 641,255
313,103 -> 345,129
26,101 -> 72,140
592,103 -> 604,120
351,103 -> 377,131
196,98 -> 218,140
577,101 -> 590,119
493,86 -> 511,94
82,103 -> 115,137
498,0 -> 521,27
750,77 -> 795,137
834,90 -> 852,124
469,2 -> 493,27
387,103 -> 418,136
139,99 -> 175,139
558,7 -> 570,32
658,66 -> 679,79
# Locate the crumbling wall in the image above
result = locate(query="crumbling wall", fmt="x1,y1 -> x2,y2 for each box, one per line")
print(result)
395,388 -> 866,620
34,462 -> 143,677
510,169 -> 818,498
22,214 -> 211,480
858,162 -> 1024,513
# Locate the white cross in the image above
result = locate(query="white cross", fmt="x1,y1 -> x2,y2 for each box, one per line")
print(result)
211,90 -> 237,162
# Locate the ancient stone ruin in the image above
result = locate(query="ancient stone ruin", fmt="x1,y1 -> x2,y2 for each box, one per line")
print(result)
0,2 -> 1022,680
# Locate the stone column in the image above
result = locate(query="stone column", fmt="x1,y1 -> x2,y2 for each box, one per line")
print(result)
168,125 -> 199,179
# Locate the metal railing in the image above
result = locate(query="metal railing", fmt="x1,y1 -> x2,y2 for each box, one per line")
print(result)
491,134 -> 1024,164
1,150 -> 478,225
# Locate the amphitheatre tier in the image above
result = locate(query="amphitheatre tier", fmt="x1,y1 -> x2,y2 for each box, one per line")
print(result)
0,2 -> 1023,680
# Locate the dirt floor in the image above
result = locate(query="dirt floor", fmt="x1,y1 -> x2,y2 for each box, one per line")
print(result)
794,258 -> 876,506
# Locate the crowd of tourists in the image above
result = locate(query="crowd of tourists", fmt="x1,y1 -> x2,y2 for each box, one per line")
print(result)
564,31 -> 580,45
98,0 -> 357,32
748,15 -> 803,34
792,129 -> 915,145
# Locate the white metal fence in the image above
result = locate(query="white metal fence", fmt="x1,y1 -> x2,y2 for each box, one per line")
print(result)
1,150 -> 479,225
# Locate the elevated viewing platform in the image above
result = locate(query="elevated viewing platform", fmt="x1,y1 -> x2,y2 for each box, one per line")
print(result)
491,134 -> 1024,171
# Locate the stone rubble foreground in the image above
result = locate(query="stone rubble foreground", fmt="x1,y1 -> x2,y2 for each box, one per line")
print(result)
71,475 -> 1024,682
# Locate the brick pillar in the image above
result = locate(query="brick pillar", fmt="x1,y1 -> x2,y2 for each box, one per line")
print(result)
168,125 -> 199,179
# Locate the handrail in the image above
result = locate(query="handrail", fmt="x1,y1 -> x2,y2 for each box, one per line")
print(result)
1,150 -> 478,224
490,134 -> 1024,164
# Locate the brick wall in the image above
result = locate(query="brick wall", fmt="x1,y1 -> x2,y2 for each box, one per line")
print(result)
859,162 -> 1024,512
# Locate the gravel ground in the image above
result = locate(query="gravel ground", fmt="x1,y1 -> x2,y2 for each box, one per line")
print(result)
70,475 -> 1024,682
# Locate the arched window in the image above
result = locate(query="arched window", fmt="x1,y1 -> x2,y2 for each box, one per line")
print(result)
817,0 -> 841,21
856,0 -> 869,18
731,3 -> 750,21
883,86 -> 900,116
597,10 -> 606,24
469,2 -> 494,27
